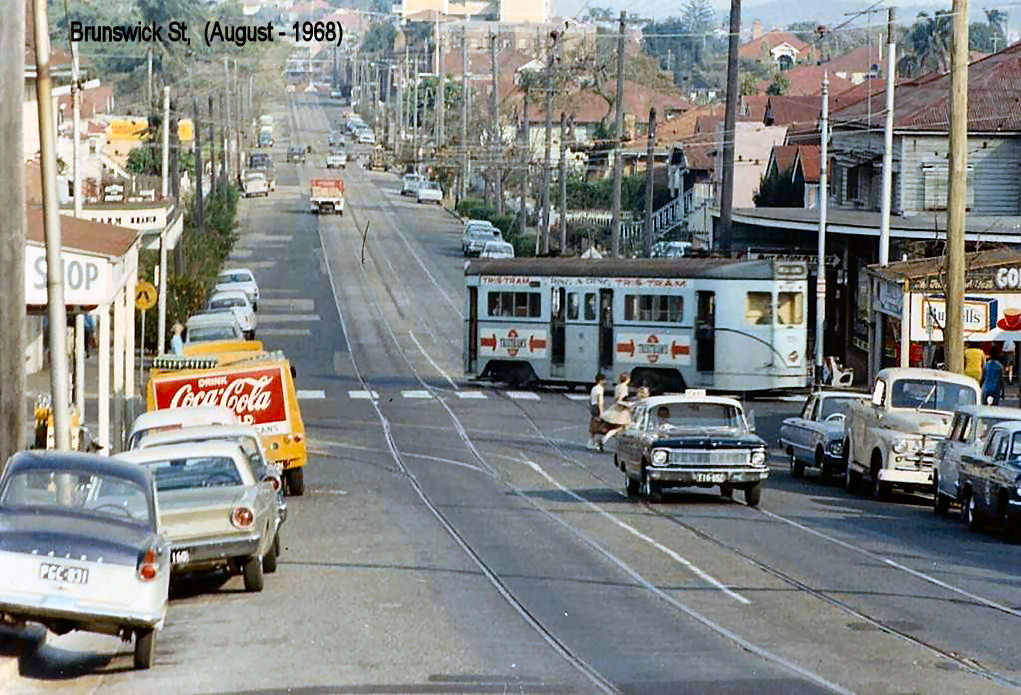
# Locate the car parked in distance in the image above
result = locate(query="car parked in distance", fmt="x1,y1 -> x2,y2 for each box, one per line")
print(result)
241,172 -> 270,198
127,406 -> 239,450
326,151 -> 347,169
780,390 -> 866,482
958,420 -> 1021,541
287,146 -> 306,163
417,180 -> 443,204
115,441 -> 280,592
400,173 -> 422,196
357,129 -> 376,144
462,222 -> 502,256
935,405 -> 1021,515
615,392 -> 769,506
215,268 -> 260,310
185,312 -> 244,345
0,451 -> 170,669
479,240 -> 515,258
207,289 -> 257,339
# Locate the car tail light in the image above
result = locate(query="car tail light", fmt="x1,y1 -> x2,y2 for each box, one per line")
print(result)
293,434 -> 303,443
231,506 -> 255,529
137,547 -> 159,581
263,475 -> 281,492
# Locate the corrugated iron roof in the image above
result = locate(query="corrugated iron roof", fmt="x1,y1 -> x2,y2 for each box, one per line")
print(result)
466,256 -> 781,279
869,247 -> 1021,281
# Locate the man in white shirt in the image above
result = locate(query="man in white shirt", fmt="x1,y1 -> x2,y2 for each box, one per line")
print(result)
588,373 -> 606,450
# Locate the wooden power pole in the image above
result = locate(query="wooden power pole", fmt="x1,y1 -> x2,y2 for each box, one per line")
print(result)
945,0 -> 969,375
559,112 -> 568,252
491,31 -> 503,215
718,0 -> 741,253
0,0 -> 26,463
610,11 -> 626,257
460,25 -> 469,203
643,108 -> 656,258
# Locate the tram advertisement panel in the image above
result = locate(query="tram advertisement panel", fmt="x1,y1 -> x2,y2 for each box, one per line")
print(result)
479,327 -> 548,358
615,333 -> 691,366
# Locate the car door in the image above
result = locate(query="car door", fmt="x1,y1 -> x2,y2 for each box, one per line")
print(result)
619,406 -> 646,476
942,414 -> 970,499
781,396 -> 815,462
964,429 -> 1001,514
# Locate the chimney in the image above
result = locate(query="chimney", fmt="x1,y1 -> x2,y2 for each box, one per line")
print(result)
752,19 -> 763,40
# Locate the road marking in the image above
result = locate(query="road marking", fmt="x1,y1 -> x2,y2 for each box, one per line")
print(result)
455,391 -> 488,399
297,389 -> 326,399
244,261 -> 278,269
564,394 -> 589,401
257,313 -> 321,323
507,391 -> 540,401
260,298 -> 316,312
258,328 -> 312,336
401,390 -> 433,399
310,438 -> 484,473
518,456 -> 751,604
348,390 -> 379,400
409,330 -> 459,390
229,249 -> 254,258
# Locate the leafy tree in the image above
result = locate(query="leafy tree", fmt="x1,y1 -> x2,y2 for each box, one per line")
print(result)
986,8 -> 1008,47
766,72 -> 789,96
897,11 -> 953,77
361,21 -> 396,54
126,145 -> 160,176
753,166 -> 803,207
969,23 -> 998,53
740,74 -> 758,96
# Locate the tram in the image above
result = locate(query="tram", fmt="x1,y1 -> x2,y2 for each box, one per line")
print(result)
464,257 -> 810,393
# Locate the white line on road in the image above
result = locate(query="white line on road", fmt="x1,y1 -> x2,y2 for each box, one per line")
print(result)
518,456 -> 751,604
348,390 -> 379,400
259,298 -> 316,312
258,328 -> 312,336
243,261 -> 278,269
760,509 -> 1021,618
564,394 -> 589,401
401,390 -> 433,399
310,438 -> 485,473
409,330 -> 459,390
257,313 -> 321,323
297,389 -> 326,399
507,391 -> 541,400
455,391 -> 488,399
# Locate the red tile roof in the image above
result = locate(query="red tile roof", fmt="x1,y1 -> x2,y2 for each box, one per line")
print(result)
677,133 -> 716,172
769,145 -> 799,174
832,42 -> 1021,131
764,95 -> 820,125
523,80 -> 691,125
25,207 -> 137,258
57,85 -> 114,119
814,45 -> 878,75
758,65 -> 854,97
740,31 -> 810,61
794,145 -> 821,183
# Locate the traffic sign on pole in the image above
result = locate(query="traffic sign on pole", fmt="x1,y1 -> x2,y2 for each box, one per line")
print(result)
135,280 -> 157,311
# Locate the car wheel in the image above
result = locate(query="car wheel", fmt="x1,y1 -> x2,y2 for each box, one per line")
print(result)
871,468 -> 891,501
844,464 -> 862,493
788,448 -> 804,478
285,467 -> 305,496
133,628 -> 156,670
719,483 -> 734,499
933,474 -> 951,516
1004,512 -> 1021,544
263,532 -> 279,574
624,470 -> 639,498
242,555 -> 265,592
744,481 -> 763,507
639,470 -> 661,502
962,490 -> 983,532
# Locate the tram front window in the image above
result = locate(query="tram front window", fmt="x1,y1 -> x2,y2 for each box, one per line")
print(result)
777,292 -> 804,324
746,292 -> 773,325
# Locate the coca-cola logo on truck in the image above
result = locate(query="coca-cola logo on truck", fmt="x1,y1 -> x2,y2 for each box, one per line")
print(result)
152,366 -> 288,431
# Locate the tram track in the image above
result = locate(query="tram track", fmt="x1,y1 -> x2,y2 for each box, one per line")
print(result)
496,392 -> 1021,691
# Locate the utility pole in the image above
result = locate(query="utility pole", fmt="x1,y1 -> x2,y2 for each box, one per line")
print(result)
491,30 -> 503,215
223,58 -> 231,180
437,20 -> 445,144
873,8 -> 896,380
945,0 -> 969,375
413,57 -> 420,171
559,112 -> 568,252
71,43 -> 82,218
147,46 -> 153,111
33,0 -> 71,451
0,0 -> 26,463
718,0 -> 741,254
642,108 -> 656,258
158,86 -> 170,355
194,96 -> 204,237
220,93 -> 227,186
815,75 -> 829,384
610,11 -> 626,257
461,25 -> 469,202
520,87 -> 530,240
208,95 -> 216,192
541,33 -> 557,255
235,60 -> 243,184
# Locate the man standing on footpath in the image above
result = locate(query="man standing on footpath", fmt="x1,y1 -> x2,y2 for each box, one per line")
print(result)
588,373 -> 606,451
981,346 -> 1004,406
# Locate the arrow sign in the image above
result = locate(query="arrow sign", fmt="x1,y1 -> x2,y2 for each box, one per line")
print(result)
480,335 -> 497,349
528,335 -> 546,352
671,341 -> 689,357
616,339 -> 635,356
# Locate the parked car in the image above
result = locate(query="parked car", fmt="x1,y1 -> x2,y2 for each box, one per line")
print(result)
479,240 -> 515,258
958,420 -> 1021,540
241,172 -> 269,198
215,268 -> 260,310
462,223 -> 502,257
207,289 -> 257,339
287,146 -> 306,163
844,368 -> 979,500
185,312 -> 244,345
935,405 -> 1021,515
779,390 -> 867,482
400,173 -> 423,196
127,406 -> 239,450
115,441 -> 280,591
356,129 -> 375,144
615,392 -> 769,506
326,151 -> 347,169
417,180 -> 443,204
0,451 -> 170,669
651,241 -> 691,258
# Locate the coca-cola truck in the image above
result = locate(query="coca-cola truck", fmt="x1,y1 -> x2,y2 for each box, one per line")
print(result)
146,351 -> 308,495
310,178 -> 344,214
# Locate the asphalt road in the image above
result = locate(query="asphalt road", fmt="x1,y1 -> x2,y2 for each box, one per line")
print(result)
3,93 -> 1021,694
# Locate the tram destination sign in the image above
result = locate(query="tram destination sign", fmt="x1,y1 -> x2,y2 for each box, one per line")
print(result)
480,276 -> 688,288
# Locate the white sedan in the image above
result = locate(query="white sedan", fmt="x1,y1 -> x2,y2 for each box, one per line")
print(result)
417,180 -> 443,204
207,289 -> 257,339
215,268 -> 260,311
242,172 -> 270,198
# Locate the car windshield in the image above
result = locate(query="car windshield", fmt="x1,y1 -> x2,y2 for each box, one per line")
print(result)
142,456 -> 243,491
209,297 -> 245,310
470,229 -> 500,240
188,326 -> 239,342
219,272 -> 252,283
0,469 -> 151,525
648,402 -> 744,432
819,397 -> 859,420
423,182 -> 440,190
890,379 -> 977,411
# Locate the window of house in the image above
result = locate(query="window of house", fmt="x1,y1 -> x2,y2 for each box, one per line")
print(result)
746,292 -> 773,325
776,292 -> 804,324
846,166 -> 860,202
487,291 -> 541,318
623,294 -> 683,322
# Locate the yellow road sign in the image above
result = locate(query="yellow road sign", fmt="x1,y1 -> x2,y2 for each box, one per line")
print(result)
135,280 -> 157,311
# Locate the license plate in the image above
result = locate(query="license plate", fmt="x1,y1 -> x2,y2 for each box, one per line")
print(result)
694,473 -> 728,484
171,549 -> 191,565
39,562 -> 89,585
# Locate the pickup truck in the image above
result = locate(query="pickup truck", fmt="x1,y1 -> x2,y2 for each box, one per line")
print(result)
843,367 -> 979,500
310,178 -> 344,214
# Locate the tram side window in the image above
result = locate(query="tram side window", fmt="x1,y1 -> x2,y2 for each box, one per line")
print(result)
487,291 -> 541,318
584,293 -> 597,321
567,293 -> 580,320
623,294 -> 683,323
746,292 -> 773,325
777,292 -> 804,325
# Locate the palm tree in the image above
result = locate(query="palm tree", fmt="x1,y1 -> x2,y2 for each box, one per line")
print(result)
898,11 -> 953,77
986,9 -> 1008,51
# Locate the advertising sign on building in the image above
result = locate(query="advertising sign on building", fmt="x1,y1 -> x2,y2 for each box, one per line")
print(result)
910,293 -> 1021,341
24,244 -> 113,306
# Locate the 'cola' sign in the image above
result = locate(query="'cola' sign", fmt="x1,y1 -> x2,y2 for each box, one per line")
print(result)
152,366 -> 289,435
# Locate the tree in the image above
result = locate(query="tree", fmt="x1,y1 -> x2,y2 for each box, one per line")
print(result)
986,8 -> 1008,49
897,11 -> 953,77
766,72 -> 789,95
970,23 -> 998,53
740,73 -> 758,96
753,166 -> 803,207
361,21 -> 396,54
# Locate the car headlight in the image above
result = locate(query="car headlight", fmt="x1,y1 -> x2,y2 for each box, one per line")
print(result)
827,440 -> 843,455
651,449 -> 669,466
1015,475 -> 1021,497
892,439 -> 911,454
750,449 -> 767,465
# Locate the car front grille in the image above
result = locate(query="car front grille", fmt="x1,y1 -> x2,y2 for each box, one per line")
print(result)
667,449 -> 750,466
